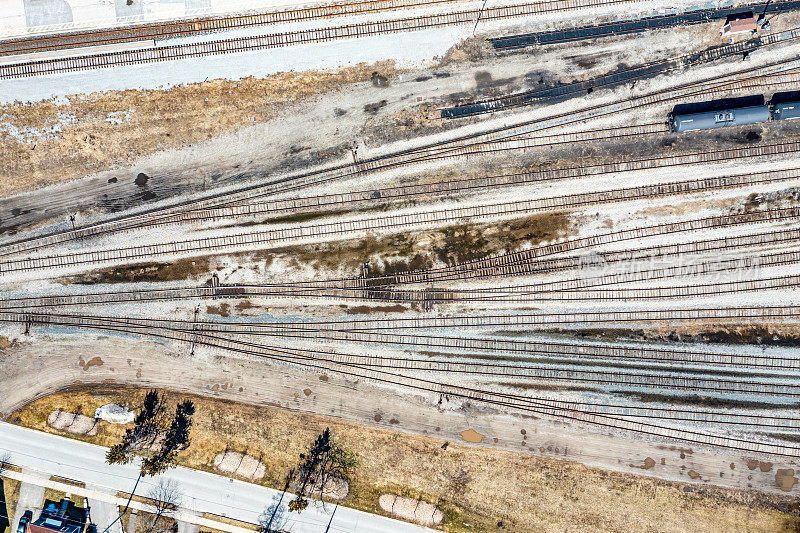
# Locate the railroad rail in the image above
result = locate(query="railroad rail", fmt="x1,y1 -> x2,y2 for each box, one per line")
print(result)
3,311 -> 798,456
445,24 -> 795,118
2,144 -> 792,261
0,0 -> 464,56
178,305 -> 800,331
4,162 -> 800,277
487,1 -> 800,49
0,0 -> 642,80
385,206 -> 800,285
3,52 -> 797,263
5,310 -> 799,402
0,122 -> 668,258
8,305 -> 800,333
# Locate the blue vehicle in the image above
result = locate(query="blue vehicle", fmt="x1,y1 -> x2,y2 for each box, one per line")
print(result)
17,510 -> 33,533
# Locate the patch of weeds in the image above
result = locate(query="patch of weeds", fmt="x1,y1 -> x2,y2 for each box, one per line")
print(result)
206,303 -> 231,317
65,257 -> 211,284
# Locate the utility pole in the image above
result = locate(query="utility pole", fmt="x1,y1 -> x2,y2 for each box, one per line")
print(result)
473,0 -> 489,34
190,304 -> 200,356
324,504 -> 338,533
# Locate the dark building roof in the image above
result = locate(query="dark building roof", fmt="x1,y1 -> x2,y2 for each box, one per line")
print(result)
29,498 -> 86,533
723,12 -> 757,34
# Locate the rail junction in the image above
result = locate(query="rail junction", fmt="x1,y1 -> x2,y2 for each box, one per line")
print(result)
3,0 -> 800,514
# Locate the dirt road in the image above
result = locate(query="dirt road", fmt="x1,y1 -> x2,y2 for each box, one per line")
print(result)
1,333 -> 796,498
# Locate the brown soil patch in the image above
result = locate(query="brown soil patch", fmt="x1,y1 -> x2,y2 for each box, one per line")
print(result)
643,457 -> 656,470
689,470 -> 702,480
206,303 -> 231,317
65,258 -> 211,284
78,357 -> 104,371
343,304 -> 408,315
0,62 -> 397,197
775,469 -> 798,492
0,335 -> 10,349
460,429 -> 484,443
11,387 -> 800,533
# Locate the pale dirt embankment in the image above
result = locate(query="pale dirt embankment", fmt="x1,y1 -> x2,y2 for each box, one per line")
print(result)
1,336 -> 799,533
0,62 -> 396,197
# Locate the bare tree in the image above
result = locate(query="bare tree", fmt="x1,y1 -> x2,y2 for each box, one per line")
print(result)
0,452 -> 12,475
147,479 -> 182,526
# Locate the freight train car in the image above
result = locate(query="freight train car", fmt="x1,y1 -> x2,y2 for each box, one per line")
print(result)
670,105 -> 770,132
773,102 -> 800,121
670,99 -> 800,132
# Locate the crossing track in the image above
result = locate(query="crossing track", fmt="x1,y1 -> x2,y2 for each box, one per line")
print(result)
6,306 -> 800,333
4,53 -> 800,260
0,0 -> 643,80
3,248 -> 800,306
5,144 -> 799,261
4,307 -> 799,370
444,27 -> 796,118
3,168 -> 800,277
1,310 -> 798,456
0,0 -> 465,56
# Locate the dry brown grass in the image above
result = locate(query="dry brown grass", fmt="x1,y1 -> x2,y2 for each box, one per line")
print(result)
0,62 -> 396,197
9,387 -> 800,533
2,476 -> 21,532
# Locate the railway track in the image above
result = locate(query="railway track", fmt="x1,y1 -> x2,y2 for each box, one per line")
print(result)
5,309 -> 799,402
4,39 -> 799,253
3,311 -> 798,455
3,52 -> 797,264
444,25 -> 796,118
383,207 -> 800,286
0,0 -> 651,57
0,0 -> 464,55
0,0 -> 642,80
4,158 -> 800,277
177,305 -> 800,331
2,146 -> 792,261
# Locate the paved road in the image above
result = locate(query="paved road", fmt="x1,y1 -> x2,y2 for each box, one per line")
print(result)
11,480 -> 44,533
0,423 -> 433,533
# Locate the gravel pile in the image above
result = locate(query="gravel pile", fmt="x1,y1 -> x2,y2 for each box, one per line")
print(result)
213,451 -> 266,480
47,410 -> 98,435
378,494 -> 443,526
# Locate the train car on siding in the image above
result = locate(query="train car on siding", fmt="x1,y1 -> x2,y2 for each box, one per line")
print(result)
670,105 -> 770,133
773,101 -> 800,121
